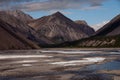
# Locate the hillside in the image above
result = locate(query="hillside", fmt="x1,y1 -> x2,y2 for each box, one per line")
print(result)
29,12 -> 90,44
75,20 -> 95,36
55,14 -> 120,48
0,19 -> 40,50
0,10 -> 54,46
5,10 -> 33,23
0,10 -> 119,49
95,14 -> 120,36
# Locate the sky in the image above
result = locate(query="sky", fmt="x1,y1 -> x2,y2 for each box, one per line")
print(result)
0,0 -> 120,30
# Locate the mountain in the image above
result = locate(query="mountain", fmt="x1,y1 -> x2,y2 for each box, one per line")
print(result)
1,10 -> 119,48
0,10 -> 54,46
5,10 -> 33,23
59,14 -> 120,48
94,14 -> 120,36
0,19 -> 40,50
28,12 -> 88,44
0,11 -> 37,42
75,20 -> 95,36
0,11 -> 32,34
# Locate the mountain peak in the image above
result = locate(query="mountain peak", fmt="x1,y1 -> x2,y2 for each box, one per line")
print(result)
28,11 -> 88,44
75,20 -> 95,36
52,11 -> 64,17
11,9 -> 23,13
75,20 -> 88,25
5,10 -> 33,23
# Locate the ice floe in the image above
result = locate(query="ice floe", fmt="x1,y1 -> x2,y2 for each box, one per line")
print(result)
22,64 -> 32,66
41,50 -> 98,54
0,55 -> 52,59
50,57 -> 105,66
12,60 -> 38,63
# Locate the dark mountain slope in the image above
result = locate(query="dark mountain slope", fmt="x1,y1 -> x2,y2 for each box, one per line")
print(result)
75,20 -> 95,36
0,19 -> 40,50
0,11 -> 33,36
95,14 -> 120,36
0,10 -> 53,46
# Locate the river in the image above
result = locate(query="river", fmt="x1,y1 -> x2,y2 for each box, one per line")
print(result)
0,49 -> 120,80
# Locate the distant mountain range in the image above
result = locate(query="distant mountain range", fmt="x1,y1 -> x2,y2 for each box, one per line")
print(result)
60,14 -> 120,48
0,10 -> 119,49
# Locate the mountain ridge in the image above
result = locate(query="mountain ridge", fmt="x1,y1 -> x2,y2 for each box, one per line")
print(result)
0,10 -> 119,49
75,20 -> 95,36
0,10 -> 55,49
60,14 -> 120,48
28,12 -> 95,44
0,19 -> 40,50
94,14 -> 120,36
5,10 -> 33,23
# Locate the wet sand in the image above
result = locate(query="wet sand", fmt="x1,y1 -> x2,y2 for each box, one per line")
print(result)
0,49 -> 120,80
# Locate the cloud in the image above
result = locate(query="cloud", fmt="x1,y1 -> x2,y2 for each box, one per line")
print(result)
0,0 -> 36,10
0,0 -> 107,11
0,0 -> 34,3
91,21 -> 109,31
81,6 -> 100,10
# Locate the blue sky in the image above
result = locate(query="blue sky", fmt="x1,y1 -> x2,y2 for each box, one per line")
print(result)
0,0 -> 120,30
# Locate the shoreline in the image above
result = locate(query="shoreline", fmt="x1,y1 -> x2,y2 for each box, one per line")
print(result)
0,48 -> 120,51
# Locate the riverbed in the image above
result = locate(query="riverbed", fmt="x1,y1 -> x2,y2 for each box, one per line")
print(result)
0,49 -> 120,80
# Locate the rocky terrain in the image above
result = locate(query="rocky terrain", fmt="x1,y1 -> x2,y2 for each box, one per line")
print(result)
94,14 -> 120,36
0,19 -> 39,50
63,14 -> 120,48
75,20 -> 95,36
5,10 -> 33,23
74,36 -> 117,47
0,10 -> 96,49
28,12 -> 94,44
0,10 -> 55,49
0,49 -> 120,80
0,10 -> 119,49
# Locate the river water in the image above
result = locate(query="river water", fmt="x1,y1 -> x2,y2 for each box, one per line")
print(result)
0,49 -> 120,80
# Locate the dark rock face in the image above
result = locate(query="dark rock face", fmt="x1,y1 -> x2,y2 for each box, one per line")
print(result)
29,12 -> 88,44
0,19 -> 39,50
95,14 -> 120,36
0,11 -> 32,34
75,20 -> 95,36
0,11 -> 36,41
